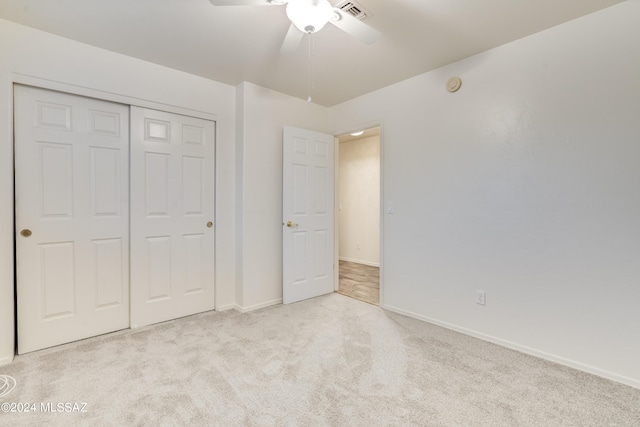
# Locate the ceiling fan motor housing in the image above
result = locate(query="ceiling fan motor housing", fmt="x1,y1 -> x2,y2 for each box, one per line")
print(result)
286,0 -> 334,33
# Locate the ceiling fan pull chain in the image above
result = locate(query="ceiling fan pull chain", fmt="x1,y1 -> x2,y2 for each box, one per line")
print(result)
307,32 -> 315,103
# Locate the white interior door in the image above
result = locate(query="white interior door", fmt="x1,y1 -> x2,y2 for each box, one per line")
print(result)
15,85 -> 130,354
282,126 -> 335,304
130,107 -> 215,328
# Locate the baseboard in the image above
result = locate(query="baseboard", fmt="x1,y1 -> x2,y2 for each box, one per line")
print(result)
215,303 -> 238,312
235,298 -> 283,313
339,257 -> 379,267
0,355 -> 14,367
383,304 -> 640,390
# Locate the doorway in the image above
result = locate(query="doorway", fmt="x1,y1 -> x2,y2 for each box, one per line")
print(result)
335,127 -> 381,305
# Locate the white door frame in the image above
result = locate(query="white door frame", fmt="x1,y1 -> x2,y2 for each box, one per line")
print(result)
333,123 -> 384,307
11,75 -> 218,122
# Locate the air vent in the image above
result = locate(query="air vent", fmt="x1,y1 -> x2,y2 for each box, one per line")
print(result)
335,0 -> 370,21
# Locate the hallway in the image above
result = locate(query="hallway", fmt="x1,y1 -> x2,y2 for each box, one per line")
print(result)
337,260 -> 379,305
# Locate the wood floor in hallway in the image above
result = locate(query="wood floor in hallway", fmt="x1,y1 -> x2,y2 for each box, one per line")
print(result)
337,260 -> 379,305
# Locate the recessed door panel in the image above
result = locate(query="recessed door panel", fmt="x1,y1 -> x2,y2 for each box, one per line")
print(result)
39,143 -> 73,218
89,110 -> 120,137
93,238 -> 124,309
183,156 -> 204,216
146,236 -> 172,301
16,85 -> 130,354
293,164 -> 307,215
91,148 -> 120,217
36,102 -> 71,130
182,125 -> 204,146
40,241 -> 75,319
315,140 -> 328,160
292,231 -> 307,284
183,234 -> 205,294
315,166 -> 328,214
314,230 -> 327,279
294,137 -> 307,155
145,153 -> 170,217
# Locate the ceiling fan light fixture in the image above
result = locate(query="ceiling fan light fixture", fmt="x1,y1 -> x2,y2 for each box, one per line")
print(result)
286,0 -> 334,33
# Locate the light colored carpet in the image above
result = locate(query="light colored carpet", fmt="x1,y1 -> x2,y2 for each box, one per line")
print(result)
1,293 -> 639,426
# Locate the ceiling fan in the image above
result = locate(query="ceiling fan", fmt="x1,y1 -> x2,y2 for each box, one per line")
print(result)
208,0 -> 381,54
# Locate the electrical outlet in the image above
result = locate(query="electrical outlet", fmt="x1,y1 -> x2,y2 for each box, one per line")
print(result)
476,290 -> 486,305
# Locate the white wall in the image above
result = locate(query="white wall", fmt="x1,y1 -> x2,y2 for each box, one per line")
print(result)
328,2 -> 640,388
0,19 -> 237,364
235,82 -> 328,311
339,136 -> 380,266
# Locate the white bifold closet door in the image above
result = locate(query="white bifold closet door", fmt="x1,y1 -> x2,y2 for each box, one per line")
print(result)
15,85 -> 130,354
129,107 -> 215,328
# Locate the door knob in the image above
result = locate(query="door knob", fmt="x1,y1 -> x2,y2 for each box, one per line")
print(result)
206,221 -> 213,228
286,220 -> 298,228
20,229 -> 32,237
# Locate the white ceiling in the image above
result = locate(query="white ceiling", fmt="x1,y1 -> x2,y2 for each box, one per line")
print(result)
0,0 -> 624,106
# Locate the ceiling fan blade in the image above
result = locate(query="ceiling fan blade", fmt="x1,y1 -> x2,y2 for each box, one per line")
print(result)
280,23 -> 304,54
208,0 -> 284,6
329,8 -> 380,45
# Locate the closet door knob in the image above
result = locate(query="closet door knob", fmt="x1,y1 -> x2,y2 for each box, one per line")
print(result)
20,229 -> 32,237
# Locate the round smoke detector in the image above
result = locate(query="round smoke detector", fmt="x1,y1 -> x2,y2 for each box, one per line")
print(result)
446,77 -> 462,93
